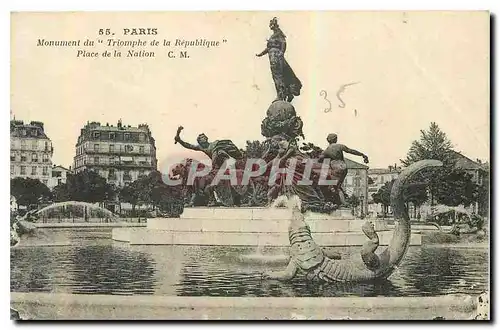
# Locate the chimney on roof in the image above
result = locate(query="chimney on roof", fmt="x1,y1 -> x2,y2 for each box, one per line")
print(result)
388,165 -> 393,171
117,119 -> 122,128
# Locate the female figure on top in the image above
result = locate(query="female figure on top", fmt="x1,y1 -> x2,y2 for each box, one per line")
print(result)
256,17 -> 302,102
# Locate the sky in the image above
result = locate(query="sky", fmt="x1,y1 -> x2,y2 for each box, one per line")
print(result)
11,11 -> 490,169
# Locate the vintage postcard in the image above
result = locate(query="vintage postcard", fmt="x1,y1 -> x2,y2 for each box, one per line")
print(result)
10,11 -> 490,320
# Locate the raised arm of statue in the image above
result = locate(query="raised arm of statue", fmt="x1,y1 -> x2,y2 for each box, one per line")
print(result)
174,127 -> 202,151
342,145 -> 369,163
176,138 -> 202,152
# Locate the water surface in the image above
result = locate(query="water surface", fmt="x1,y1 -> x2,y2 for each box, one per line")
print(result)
10,229 -> 489,297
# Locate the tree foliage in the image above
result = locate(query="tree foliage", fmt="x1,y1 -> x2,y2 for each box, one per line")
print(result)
400,122 -> 479,207
52,182 -> 71,203
119,170 -> 184,217
401,122 -> 454,167
52,170 -> 115,204
372,180 -> 394,208
68,170 -> 115,203
404,182 -> 428,207
10,177 -> 52,207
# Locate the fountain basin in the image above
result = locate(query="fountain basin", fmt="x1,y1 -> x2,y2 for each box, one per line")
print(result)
111,208 -> 421,246
112,227 -> 421,246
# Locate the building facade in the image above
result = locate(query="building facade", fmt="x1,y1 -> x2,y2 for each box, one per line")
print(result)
73,120 -> 158,187
367,165 -> 402,216
48,165 -> 72,190
10,120 -> 54,186
344,158 -> 369,215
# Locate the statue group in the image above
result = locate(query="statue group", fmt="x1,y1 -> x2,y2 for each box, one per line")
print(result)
171,17 -> 446,288
173,17 -> 369,213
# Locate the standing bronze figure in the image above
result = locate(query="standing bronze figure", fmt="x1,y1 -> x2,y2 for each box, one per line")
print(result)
256,17 -> 302,102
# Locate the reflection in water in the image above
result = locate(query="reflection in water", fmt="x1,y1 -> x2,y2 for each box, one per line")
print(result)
400,246 -> 489,296
11,248 -> 53,293
11,244 -> 156,295
69,245 -> 156,295
10,229 -> 489,297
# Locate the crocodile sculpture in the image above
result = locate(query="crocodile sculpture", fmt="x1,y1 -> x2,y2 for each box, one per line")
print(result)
262,159 -> 443,282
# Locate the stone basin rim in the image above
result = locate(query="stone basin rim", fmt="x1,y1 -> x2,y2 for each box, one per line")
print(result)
11,292 -> 477,310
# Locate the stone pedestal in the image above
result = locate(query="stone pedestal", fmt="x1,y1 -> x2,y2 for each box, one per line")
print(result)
112,207 -> 421,246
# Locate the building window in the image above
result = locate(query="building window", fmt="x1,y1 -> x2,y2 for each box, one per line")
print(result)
21,154 -> 27,162
124,133 -> 130,141
31,166 -> 37,175
21,140 -> 26,150
52,171 -> 62,178
43,154 -> 49,163
108,169 -> 116,180
10,153 -> 15,162
93,144 -> 99,152
93,131 -> 100,139
44,141 -> 49,151
32,153 -> 38,162
42,167 -> 48,176
109,132 -> 115,140
31,140 -> 38,150
10,165 -> 14,175
21,129 -> 27,136
123,170 -> 132,181
57,178 -> 62,185
139,146 -> 145,154
94,157 -> 100,164
139,133 -> 145,142
20,166 -> 26,175
110,144 -> 115,153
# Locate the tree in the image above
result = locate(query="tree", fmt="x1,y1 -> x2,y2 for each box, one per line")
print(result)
372,180 -> 394,217
119,183 -> 141,216
401,122 -> 454,167
346,195 -> 360,215
119,170 -> 185,217
10,177 -> 52,207
66,170 -> 114,204
52,182 -> 71,203
435,171 -> 478,207
404,182 -> 429,218
477,168 -> 490,217
401,122 -> 477,207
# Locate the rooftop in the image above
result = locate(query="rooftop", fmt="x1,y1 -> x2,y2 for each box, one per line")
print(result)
84,120 -> 151,133
52,164 -> 72,172
10,120 -> 49,139
345,158 -> 369,169
451,150 -> 488,171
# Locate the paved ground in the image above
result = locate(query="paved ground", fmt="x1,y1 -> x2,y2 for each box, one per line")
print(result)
11,292 -> 478,320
